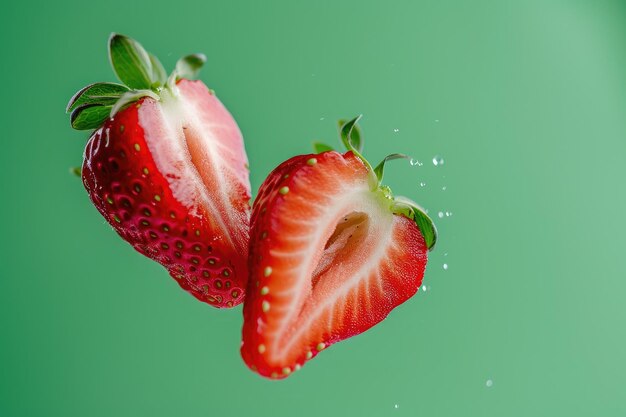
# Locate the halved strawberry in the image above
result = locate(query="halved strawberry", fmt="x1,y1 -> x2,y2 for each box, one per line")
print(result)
241,117 -> 436,378
67,34 -> 250,308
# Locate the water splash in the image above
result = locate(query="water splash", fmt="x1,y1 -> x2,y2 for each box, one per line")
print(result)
409,158 -> 423,167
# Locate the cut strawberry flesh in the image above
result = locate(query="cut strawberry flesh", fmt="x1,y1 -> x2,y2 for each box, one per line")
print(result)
82,80 -> 250,307
242,151 -> 428,377
140,80 -> 250,255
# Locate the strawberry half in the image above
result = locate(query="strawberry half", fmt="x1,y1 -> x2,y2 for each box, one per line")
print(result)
241,117 -> 437,378
67,34 -> 250,308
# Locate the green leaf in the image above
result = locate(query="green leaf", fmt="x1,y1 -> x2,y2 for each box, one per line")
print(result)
175,53 -> 207,80
69,166 -> 82,177
393,196 -> 438,251
70,104 -> 112,130
339,115 -> 363,153
373,153 -> 409,183
110,89 -> 160,117
108,33 -> 154,89
66,82 -> 130,113
149,52 -> 167,87
313,142 -> 335,153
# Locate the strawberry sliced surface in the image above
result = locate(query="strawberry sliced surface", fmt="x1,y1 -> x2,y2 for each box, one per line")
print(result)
241,118 -> 436,378
69,35 -> 250,307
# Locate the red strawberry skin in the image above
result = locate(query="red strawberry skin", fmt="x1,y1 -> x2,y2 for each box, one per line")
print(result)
241,151 -> 428,378
82,80 -> 250,308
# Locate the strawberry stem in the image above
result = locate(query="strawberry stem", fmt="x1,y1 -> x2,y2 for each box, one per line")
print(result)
338,116 -> 378,187
373,153 -> 409,184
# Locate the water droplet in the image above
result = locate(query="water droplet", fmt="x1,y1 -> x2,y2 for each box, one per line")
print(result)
438,211 -> 444,218
394,404 -> 399,409
442,186 -> 447,191
319,117 -> 325,121
422,285 -> 428,292
443,263 -> 448,270
420,182 -> 426,187
445,211 -> 452,217
432,155 -> 444,166
435,119 -> 440,123
409,158 -> 423,167
393,128 -> 400,133
486,379 -> 493,388
444,252 -> 448,257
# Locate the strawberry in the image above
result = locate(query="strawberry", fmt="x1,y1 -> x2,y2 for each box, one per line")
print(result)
241,117 -> 437,378
67,34 -> 250,308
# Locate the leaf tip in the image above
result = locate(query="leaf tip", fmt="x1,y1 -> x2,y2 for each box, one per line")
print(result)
108,32 -> 126,44
312,142 -> 334,154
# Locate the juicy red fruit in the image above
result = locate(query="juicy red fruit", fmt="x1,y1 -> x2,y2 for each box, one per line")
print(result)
82,89 -> 247,306
69,35 -> 250,307
241,145 -> 433,379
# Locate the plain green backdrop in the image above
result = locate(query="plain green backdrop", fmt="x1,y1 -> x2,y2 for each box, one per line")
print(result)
1,0 -> 625,416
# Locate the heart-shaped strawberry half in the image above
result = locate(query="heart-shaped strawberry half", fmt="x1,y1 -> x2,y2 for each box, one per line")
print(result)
67,34 -> 250,308
241,117 -> 437,378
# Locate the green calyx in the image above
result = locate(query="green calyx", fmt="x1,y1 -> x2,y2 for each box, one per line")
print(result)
314,116 -> 437,251
66,33 -> 207,130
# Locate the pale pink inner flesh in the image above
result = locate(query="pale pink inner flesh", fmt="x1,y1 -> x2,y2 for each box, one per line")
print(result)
265,174 -> 397,362
138,80 -> 250,255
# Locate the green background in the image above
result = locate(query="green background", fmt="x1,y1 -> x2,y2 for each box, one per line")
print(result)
2,0 -> 625,415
